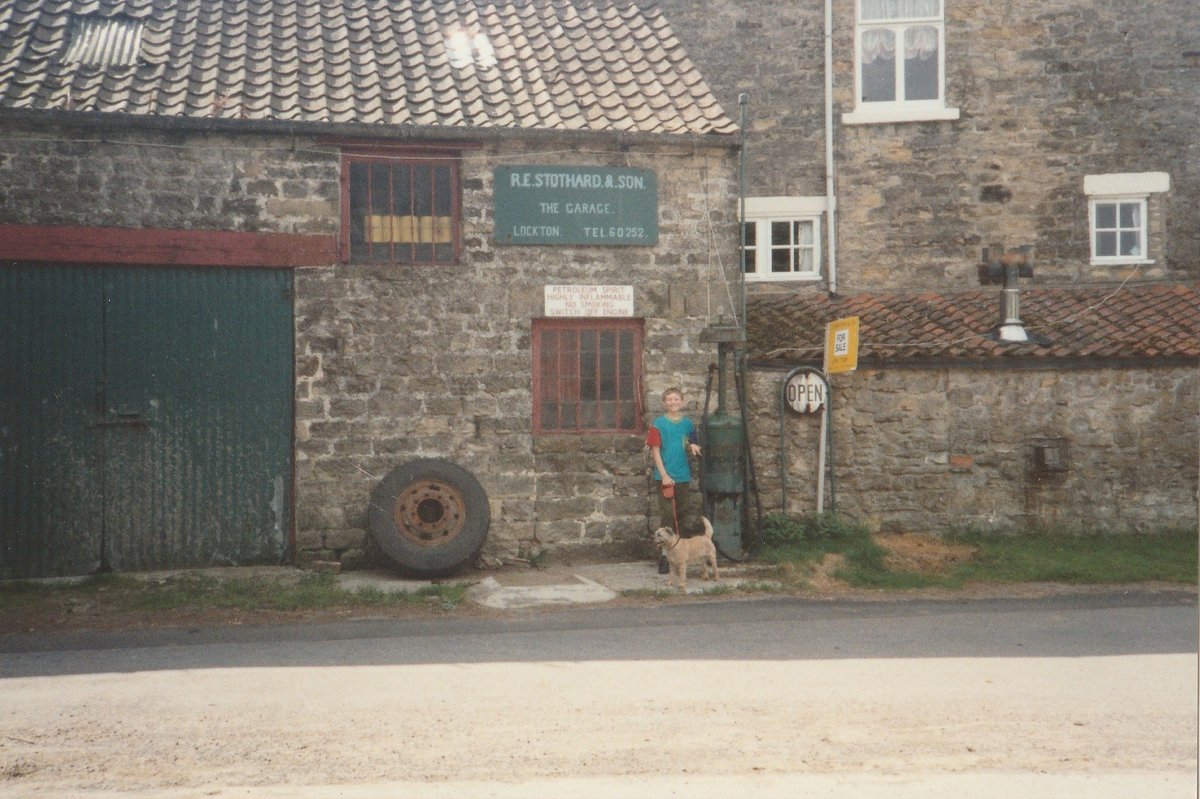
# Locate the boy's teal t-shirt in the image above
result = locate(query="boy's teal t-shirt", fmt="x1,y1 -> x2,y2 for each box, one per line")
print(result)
649,415 -> 695,482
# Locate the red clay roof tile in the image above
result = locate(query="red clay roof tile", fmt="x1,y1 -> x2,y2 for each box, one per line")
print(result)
747,283 -> 1200,364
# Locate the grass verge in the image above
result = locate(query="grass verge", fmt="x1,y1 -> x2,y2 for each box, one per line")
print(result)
0,571 -> 473,618
757,512 -> 1197,590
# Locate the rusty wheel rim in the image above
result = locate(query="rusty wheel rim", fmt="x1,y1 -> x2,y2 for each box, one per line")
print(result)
393,480 -> 468,548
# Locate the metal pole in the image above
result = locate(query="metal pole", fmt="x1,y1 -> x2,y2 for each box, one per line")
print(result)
779,366 -> 831,517
738,93 -> 748,329
815,405 -> 827,514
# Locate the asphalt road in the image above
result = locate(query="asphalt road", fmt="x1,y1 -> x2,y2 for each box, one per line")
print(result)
2,589 -> 1195,676
1,590 -> 1196,798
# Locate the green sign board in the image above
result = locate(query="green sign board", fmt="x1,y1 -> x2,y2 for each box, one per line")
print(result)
493,166 -> 658,246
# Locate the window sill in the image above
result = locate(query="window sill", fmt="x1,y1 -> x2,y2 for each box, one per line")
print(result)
842,106 -> 961,126
1090,258 -> 1156,267
746,274 -> 823,283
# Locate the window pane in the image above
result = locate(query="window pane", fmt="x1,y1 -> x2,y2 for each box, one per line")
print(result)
771,221 -> 791,246
771,247 -> 792,273
798,248 -> 814,273
391,164 -> 412,216
1095,203 -> 1116,229
861,30 -> 896,102
560,401 -> 577,429
599,332 -> 616,400
349,161 -> 369,261
1096,231 -> 1117,257
433,165 -> 452,216
367,163 -> 392,262
904,26 -> 939,100
1119,231 -> 1140,256
539,400 -> 554,430
579,330 -> 597,403
795,221 -> 813,245
618,331 -> 634,400
861,0 -> 940,20
1119,202 -> 1139,228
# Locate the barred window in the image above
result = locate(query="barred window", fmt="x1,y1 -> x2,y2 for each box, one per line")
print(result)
343,154 -> 459,265
533,319 -> 643,434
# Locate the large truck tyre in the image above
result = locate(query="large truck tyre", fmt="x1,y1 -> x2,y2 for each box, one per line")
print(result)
368,458 -> 490,577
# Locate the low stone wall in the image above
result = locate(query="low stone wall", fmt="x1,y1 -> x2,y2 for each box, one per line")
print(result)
747,362 -> 1199,533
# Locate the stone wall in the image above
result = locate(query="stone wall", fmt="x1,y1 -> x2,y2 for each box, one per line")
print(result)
656,0 -> 1199,291
1,120 -> 741,567
746,363 -> 1199,533
294,138 -> 740,566
0,124 -> 338,235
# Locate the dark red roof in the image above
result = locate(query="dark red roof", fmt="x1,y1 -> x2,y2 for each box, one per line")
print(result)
747,283 -> 1200,364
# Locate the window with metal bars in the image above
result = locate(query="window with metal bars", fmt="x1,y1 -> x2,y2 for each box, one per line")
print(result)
532,319 -> 643,434
343,153 -> 459,264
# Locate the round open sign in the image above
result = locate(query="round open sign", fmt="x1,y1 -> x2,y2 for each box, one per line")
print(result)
785,371 -> 826,414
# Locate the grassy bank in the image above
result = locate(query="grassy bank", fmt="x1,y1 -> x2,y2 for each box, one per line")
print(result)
757,512 -> 1198,590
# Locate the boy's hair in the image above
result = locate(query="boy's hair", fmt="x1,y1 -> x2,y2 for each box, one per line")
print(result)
661,386 -> 684,401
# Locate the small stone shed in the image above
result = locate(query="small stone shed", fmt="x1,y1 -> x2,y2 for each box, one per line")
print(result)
746,284 -> 1200,533
0,0 -> 741,577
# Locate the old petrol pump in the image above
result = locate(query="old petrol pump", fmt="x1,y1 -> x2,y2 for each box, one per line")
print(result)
699,319 -> 753,558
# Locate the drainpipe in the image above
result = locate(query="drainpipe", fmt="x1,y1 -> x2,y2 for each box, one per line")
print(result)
738,93 -> 748,330
824,0 -> 838,295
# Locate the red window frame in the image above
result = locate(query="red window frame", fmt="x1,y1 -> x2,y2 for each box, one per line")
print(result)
339,147 -> 462,265
532,318 -> 644,435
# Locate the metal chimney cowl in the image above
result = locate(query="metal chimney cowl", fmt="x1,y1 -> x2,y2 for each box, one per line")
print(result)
978,245 -> 1035,343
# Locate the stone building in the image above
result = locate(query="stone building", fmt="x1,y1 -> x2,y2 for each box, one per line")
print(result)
657,0 -> 1199,533
0,0 -> 740,577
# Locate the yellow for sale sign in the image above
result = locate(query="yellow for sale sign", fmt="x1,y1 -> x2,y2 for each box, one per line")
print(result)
824,316 -> 860,374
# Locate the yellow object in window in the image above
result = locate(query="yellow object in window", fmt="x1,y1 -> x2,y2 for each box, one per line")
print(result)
367,215 -> 452,244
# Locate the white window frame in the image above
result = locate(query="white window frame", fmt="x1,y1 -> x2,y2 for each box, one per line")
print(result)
741,197 -> 825,282
843,0 -> 960,125
1083,172 -> 1170,266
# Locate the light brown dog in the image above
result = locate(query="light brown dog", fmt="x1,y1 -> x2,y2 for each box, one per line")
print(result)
653,516 -> 719,591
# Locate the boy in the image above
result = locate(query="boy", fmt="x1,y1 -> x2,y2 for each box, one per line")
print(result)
647,387 -> 703,549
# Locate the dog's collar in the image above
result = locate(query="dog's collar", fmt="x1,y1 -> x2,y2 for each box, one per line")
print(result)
664,533 -> 681,550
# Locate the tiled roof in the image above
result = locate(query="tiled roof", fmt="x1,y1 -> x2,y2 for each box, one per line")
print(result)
747,283 -> 1200,364
0,0 -> 736,136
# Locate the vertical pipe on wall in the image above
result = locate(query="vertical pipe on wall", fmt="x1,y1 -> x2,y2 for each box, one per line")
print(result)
824,0 -> 838,295
738,93 -> 748,329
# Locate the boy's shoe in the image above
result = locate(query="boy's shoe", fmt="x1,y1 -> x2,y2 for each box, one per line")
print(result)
657,555 -> 670,575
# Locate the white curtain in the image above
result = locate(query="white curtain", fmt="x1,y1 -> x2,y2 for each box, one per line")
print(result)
861,28 -> 895,64
860,0 -> 940,22
862,25 -> 938,63
905,26 -> 939,59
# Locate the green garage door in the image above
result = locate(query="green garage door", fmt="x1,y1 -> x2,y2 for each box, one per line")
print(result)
1,264 -> 294,578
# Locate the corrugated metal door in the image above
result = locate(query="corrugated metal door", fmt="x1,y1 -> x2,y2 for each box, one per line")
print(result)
1,264 -> 293,578
1,266 -> 106,577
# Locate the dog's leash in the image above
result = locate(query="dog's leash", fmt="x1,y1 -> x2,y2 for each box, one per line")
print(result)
672,490 -> 681,537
